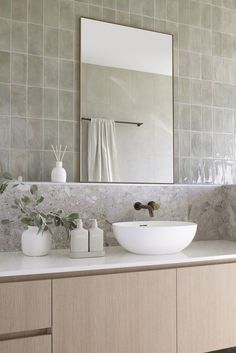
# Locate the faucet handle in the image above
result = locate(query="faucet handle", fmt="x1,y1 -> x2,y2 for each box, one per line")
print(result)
148,201 -> 160,210
134,202 -> 142,210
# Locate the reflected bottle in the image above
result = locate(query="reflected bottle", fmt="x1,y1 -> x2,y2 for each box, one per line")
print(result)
51,161 -> 67,183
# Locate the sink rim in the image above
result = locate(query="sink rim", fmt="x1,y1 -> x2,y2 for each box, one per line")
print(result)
113,221 -> 197,228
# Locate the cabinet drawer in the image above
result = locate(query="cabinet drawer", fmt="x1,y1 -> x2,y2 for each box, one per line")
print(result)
53,270 -> 176,353
178,264 -> 236,353
0,280 -> 51,334
0,335 -> 51,353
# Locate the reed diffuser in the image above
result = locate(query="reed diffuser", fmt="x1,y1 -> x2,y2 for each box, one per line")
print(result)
51,145 -> 67,183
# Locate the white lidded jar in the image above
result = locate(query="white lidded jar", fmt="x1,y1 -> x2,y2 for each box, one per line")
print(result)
89,219 -> 104,252
51,161 -> 67,183
21,226 -> 52,257
70,219 -> 88,253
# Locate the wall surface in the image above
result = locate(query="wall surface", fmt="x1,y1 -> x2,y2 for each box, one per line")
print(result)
0,0 -> 235,251
172,0 -> 236,185
0,0 -> 81,182
221,185 -> 236,241
0,182 -> 225,251
81,63 -> 173,183
1,0 -> 236,184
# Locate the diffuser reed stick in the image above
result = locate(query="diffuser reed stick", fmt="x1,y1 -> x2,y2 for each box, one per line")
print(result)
51,145 -> 67,162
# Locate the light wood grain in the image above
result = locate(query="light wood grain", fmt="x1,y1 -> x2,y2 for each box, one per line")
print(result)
0,335 -> 51,353
0,280 -> 51,334
177,263 -> 236,353
53,270 -> 176,353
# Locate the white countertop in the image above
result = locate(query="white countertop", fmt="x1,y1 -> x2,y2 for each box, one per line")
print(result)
1,240 -> 236,279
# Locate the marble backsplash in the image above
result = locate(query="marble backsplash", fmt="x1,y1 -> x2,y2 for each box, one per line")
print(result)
221,186 -> 236,241
0,183 -> 226,252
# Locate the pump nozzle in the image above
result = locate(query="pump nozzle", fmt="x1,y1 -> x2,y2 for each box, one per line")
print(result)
90,219 -> 98,228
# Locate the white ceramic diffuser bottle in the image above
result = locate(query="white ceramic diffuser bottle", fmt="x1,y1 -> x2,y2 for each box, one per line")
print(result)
51,145 -> 67,183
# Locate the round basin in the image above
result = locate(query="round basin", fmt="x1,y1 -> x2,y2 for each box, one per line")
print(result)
112,221 -> 197,255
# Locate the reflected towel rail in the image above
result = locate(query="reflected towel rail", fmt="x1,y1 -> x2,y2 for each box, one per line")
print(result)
81,117 -> 143,127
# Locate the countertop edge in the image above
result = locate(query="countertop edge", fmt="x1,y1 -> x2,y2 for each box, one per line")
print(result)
2,242 -> 236,281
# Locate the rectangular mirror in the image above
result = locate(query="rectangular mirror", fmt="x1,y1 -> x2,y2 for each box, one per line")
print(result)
80,18 -> 173,184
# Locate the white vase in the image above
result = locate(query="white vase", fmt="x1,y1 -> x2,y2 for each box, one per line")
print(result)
21,226 -> 52,257
51,161 -> 67,183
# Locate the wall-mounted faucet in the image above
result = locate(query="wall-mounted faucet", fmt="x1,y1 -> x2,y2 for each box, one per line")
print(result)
134,201 -> 160,217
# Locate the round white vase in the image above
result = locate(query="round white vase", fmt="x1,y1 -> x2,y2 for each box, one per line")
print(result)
21,226 -> 52,257
51,161 -> 67,183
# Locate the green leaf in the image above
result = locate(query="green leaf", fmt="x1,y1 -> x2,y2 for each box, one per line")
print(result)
70,221 -> 77,230
21,217 -> 33,225
30,184 -> 38,195
54,216 -> 61,227
1,219 -> 11,224
21,196 -> 30,204
14,198 -> 21,206
0,182 -> 8,194
36,196 -> 44,204
68,213 -> 79,220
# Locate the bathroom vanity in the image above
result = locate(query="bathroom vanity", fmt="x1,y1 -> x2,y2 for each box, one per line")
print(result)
1,241 -> 236,353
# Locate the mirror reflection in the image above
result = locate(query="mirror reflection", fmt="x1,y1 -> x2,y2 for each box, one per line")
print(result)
80,18 -> 173,183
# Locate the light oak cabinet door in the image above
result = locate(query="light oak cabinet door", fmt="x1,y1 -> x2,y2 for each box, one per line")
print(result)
0,335 -> 51,353
53,270 -> 176,353
177,264 -> 236,353
0,280 -> 51,334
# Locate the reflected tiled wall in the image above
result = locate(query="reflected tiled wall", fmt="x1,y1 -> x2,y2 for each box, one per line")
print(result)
81,63 -> 173,182
1,0 -> 236,183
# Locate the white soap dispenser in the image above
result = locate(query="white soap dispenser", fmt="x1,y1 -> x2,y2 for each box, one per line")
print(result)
89,219 -> 104,253
70,219 -> 88,257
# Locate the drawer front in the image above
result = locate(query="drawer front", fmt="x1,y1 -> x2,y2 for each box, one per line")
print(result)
0,280 -> 51,334
53,270 -> 176,353
0,335 -> 51,353
178,264 -> 236,353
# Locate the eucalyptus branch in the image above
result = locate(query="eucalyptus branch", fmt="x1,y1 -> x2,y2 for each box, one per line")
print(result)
0,173 -> 79,236
0,172 -> 21,194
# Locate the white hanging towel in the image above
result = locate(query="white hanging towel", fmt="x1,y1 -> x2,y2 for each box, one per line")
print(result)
88,118 -> 120,182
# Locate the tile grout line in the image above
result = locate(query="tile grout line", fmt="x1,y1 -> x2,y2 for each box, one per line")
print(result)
58,0 -> 61,159
26,0 -> 29,181
9,0 -> 12,175
42,0 -> 45,182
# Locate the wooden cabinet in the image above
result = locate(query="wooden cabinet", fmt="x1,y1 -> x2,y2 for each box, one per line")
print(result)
0,280 -> 51,334
0,335 -> 51,353
53,269 -> 176,353
2,261 -> 236,353
177,264 -> 236,353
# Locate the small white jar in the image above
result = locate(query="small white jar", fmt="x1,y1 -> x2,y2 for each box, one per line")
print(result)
21,226 -> 52,257
51,161 -> 67,183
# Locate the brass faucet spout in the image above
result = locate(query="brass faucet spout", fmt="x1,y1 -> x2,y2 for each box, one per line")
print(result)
134,201 -> 160,218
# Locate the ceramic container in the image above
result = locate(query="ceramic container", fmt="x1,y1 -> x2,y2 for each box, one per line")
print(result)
21,226 -> 52,256
51,161 -> 67,183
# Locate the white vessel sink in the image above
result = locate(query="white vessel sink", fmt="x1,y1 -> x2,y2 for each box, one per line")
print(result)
112,221 -> 197,255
